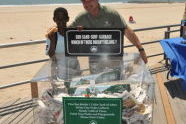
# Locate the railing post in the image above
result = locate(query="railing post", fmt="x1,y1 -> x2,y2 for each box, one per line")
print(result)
167,27 -> 171,32
163,27 -> 171,69
164,27 -> 171,39
31,82 -> 38,98
164,31 -> 168,39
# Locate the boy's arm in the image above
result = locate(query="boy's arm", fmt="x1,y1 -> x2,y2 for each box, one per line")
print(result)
45,39 -> 50,55
45,29 -> 58,58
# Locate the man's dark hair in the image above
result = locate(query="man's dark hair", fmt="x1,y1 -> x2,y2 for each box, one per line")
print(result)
53,7 -> 69,19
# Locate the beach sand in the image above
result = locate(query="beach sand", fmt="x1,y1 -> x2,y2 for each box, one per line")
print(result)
0,3 -> 185,102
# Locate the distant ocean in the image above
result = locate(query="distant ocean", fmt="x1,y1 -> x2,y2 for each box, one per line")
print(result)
0,0 -> 185,6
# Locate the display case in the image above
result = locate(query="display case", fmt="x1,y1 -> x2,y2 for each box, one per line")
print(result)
32,53 -> 155,124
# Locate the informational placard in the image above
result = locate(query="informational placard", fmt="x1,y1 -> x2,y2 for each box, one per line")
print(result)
64,28 -> 124,56
63,97 -> 122,124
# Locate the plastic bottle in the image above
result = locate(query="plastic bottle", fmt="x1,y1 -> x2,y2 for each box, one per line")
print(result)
180,3 -> 186,38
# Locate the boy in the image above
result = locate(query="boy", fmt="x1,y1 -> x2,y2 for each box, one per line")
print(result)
46,7 -> 81,80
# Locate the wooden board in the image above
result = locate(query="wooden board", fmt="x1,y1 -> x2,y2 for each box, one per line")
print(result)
0,97 -> 38,124
156,72 -> 176,124
152,74 -> 167,124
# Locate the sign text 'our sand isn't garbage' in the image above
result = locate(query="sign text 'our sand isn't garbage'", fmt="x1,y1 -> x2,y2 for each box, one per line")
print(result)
71,34 -> 117,45
64,29 -> 124,56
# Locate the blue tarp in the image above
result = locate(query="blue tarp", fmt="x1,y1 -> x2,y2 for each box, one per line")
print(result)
160,37 -> 186,90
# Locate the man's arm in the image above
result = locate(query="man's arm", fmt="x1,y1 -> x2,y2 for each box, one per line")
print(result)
125,27 -> 148,63
45,26 -> 58,38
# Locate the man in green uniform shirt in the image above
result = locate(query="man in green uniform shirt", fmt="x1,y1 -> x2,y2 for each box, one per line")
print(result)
70,1 -> 126,28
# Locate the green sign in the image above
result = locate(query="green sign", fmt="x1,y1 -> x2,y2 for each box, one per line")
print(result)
63,97 -> 122,124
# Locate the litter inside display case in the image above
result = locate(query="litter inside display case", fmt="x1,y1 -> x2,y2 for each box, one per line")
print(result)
32,53 -> 155,124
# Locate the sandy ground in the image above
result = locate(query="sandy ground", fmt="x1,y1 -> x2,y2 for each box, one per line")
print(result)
0,3 -> 185,102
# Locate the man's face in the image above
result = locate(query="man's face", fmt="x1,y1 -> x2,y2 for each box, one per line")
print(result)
81,0 -> 99,14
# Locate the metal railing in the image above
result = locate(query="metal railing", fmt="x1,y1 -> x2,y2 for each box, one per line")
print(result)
0,24 -> 181,92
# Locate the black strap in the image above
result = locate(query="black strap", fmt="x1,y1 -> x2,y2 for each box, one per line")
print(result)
53,32 -> 58,52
